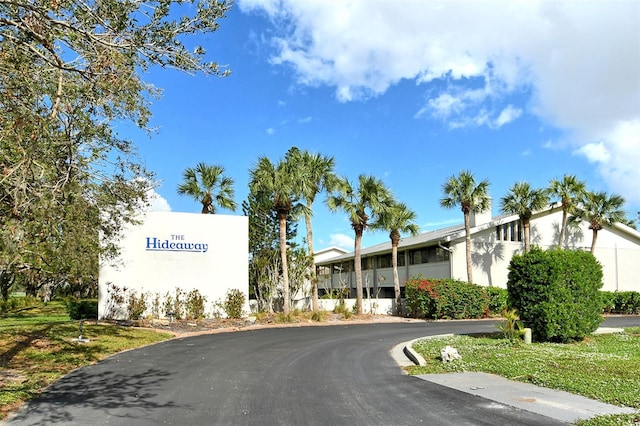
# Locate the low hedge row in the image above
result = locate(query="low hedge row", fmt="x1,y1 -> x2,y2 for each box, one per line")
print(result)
405,277 -> 508,319
601,291 -> 640,314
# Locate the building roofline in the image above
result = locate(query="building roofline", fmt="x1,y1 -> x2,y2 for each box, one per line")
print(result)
316,203 -> 576,264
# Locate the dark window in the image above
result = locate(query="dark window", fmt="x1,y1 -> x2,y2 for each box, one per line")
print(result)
409,247 -> 449,264
377,254 -> 392,268
361,257 -> 373,270
332,261 -> 353,274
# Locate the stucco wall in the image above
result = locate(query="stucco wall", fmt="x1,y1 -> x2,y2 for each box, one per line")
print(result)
98,211 -> 248,319
449,209 -> 640,291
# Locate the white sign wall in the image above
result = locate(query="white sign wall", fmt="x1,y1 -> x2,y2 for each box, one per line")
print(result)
98,211 -> 248,319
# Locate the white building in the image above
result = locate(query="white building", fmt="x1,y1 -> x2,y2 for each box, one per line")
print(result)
98,211 -> 248,319
316,204 -> 640,300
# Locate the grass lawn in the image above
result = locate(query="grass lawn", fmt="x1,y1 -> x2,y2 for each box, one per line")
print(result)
408,329 -> 640,426
0,301 -> 172,419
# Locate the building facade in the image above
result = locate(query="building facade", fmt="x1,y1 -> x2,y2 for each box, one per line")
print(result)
316,205 -> 640,299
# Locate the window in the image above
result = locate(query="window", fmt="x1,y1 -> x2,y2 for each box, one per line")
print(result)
316,265 -> 331,279
332,261 -> 353,274
376,253 -> 407,268
435,247 -> 450,262
361,257 -> 373,270
377,254 -> 392,269
408,246 -> 449,264
496,220 -> 522,242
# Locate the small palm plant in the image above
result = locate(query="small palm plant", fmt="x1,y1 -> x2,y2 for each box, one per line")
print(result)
498,308 -> 524,342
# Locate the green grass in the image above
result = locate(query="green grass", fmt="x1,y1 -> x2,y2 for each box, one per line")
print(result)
0,300 -> 172,419
408,328 -> 640,425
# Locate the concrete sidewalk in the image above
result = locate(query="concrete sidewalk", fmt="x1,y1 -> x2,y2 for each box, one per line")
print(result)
391,330 -> 639,424
415,371 -> 636,423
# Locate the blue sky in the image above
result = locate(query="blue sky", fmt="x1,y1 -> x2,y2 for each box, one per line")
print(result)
123,0 -> 640,252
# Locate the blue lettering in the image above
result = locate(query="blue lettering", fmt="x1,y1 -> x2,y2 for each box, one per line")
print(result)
146,237 -> 158,249
145,236 -> 208,253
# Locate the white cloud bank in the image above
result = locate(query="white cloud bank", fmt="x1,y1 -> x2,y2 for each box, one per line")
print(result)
239,0 -> 640,204
148,188 -> 172,212
329,233 -> 355,251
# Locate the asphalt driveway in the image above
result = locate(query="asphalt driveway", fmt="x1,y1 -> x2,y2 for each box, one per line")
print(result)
4,317 -> 639,425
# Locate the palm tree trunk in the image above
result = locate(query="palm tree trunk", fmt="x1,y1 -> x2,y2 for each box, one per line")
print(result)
354,229 -> 363,315
464,212 -> 473,284
391,239 -> 401,316
590,229 -> 598,254
523,219 -> 531,252
559,210 -> 568,248
279,213 -> 290,315
305,204 -> 319,312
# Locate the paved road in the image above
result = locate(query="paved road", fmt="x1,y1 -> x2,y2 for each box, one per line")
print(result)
5,317 -> 639,425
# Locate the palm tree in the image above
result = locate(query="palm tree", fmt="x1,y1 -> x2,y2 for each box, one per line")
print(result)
249,150 -> 306,315
571,191 -> 625,254
371,201 -> 418,316
440,170 -> 490,284
177,163 -> 237,214
548,174 -> 586,248
327,175 -> 393,315
500,182 -> 549,252
291,148 -> 338,312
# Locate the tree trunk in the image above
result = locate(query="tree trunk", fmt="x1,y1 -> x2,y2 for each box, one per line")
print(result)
523,219 -> 531,252
391,238 -> 401,316
591,229 -> 598,254
464,212 -> 473,284
354,229 -> 363,315
279,213 -> 290,315
559,209 -> 568,248
305,204 -> 319,312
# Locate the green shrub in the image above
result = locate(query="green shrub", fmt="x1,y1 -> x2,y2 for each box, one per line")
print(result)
597,290 -> 640,314
185,289 -> 207,319
507,247 -> 603,343
612,291 -> 640,314
127,291 -> 147,320
599,291 -> 616,314
405,276 -> 488,320
0,296 -> 38,314
333,300 -> 352,319
65,298 -> 98,321
311,310 -> 327,322
485,287 -> 509,315
223,289 -> 245,319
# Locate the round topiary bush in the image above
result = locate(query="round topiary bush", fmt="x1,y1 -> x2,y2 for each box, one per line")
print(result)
507,247 -> 604,342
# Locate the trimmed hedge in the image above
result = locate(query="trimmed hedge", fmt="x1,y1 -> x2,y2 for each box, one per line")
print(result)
486,286 -> 509,315
601,291 -> 640,314
507,248 -> 603,343
405,277 -> 488,319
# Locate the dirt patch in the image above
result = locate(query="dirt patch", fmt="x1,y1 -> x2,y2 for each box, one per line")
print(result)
0,369 -> 26,387
112,313 -> 425,338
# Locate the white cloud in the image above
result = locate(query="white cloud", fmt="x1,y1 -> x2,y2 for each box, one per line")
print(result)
240,0 -> 640,206
495,105 -> 522,128
266,127 -> 275,135
427,93 -> 465,119
148,188 -> 172,212
329,233 -> 354,251
577,142 -> 611,164
298,116 -> 312,123
576,119 -> 640,205
421,218 -> 460,230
